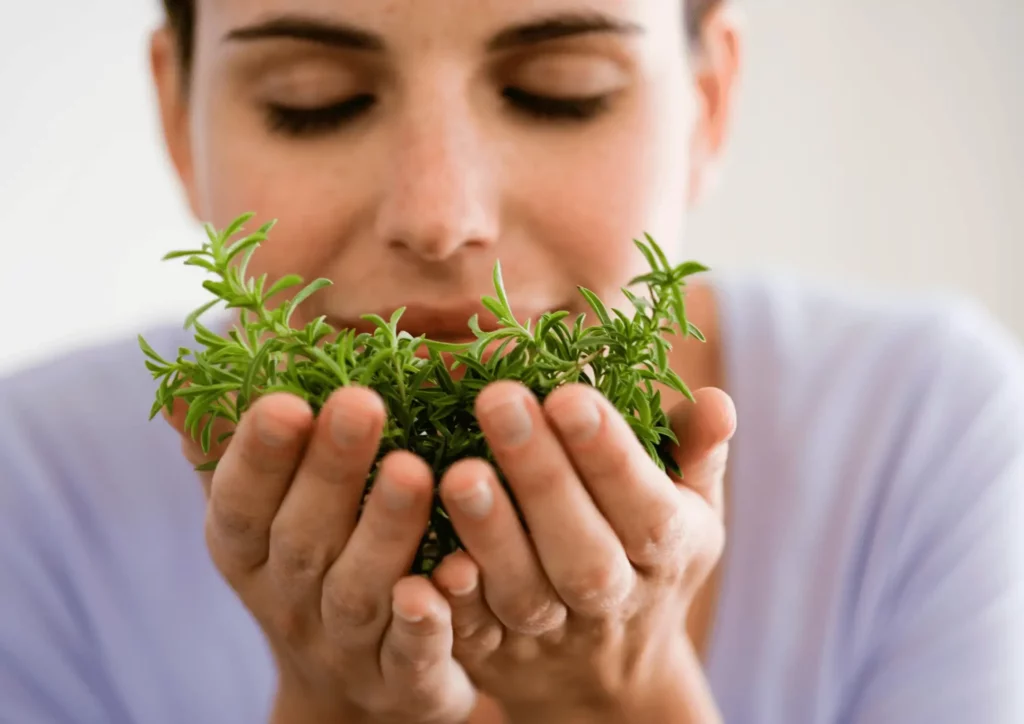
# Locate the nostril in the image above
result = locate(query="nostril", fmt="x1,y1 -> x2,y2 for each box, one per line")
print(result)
388,227 -> 491,263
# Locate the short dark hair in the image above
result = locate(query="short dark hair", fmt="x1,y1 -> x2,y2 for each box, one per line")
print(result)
161,0 -> 721,75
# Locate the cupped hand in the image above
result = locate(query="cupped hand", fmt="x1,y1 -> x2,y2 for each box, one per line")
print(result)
430,382 -> 735,723
166,388 -> 476,724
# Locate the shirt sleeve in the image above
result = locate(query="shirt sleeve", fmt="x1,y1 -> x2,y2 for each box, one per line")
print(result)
0,397 -> 124,724
841,301 -> 1024,723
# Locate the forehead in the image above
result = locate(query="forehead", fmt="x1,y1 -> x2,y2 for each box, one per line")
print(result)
198,0 -> 684,48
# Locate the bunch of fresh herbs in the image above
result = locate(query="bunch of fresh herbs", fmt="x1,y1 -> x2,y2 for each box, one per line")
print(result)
140,212 -> 708,572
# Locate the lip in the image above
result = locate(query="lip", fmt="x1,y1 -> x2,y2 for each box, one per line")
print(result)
331,303 -> 506,341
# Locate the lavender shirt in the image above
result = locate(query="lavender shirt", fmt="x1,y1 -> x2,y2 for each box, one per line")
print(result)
2,273 -> 1023,723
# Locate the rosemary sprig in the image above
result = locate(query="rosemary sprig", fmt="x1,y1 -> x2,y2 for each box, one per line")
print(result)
140,212 -> 709,573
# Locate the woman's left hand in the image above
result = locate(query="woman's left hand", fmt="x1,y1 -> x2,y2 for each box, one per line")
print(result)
431,381 -> 736,724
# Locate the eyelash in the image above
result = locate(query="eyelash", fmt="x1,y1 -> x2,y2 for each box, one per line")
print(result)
502,87 -> 610,122
266,94 -> 376,136
265,88 -> 611,137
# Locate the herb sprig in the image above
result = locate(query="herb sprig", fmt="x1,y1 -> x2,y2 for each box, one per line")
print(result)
140,212 -> 709,572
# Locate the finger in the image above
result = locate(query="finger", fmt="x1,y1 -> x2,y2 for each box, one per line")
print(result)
438,461 -> 565,635
268,387 -> 386,611
164,395 -> 235,497
204,393 -> 314,575
667,387 -> 736,515
475,381 -> 634,617
321,451 -> 434,650
544,383 -> 690,573
433,551 -> 505,662
382,576 -> 477,721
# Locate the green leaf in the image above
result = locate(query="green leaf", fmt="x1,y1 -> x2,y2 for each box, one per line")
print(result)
674,260 -> 710,278
645,232 -> 671,271
664,368 -> 695,402
577,287 -> 612,326
480,296 -> 506,320
634,237 -> 660,271
162,249 -> 204,261
491,260 -> 512,316
184,299 -> 220,330
225,233 -> 266,263
285,278 -> 332,325
264,274 -> 303,301
222,212 -> 256,242
138,335 -> 168,364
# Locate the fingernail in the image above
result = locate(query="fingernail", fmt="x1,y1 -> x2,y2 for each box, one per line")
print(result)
553,398 -> 601,444
256,409 -> 295,448
381,473 -> 416,512
450,478 -> 493,520
331,408 -> 368,447
446,576 -> 478,597
483,394 -> 532,446
392,599 -> 425,623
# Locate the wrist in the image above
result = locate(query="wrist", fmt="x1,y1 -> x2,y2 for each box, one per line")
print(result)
505,637 -> 721,724
271,669 -> 366,724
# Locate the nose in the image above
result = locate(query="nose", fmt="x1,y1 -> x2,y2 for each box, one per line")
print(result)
375,92 -> 498,263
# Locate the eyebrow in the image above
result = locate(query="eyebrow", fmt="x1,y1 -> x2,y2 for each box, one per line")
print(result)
488,11 -> 644,50
225,15 -> 384,50
224,11 -> 643,52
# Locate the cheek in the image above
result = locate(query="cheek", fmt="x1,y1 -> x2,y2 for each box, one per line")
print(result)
512,96 -> 693,297
187,94 -> 371,287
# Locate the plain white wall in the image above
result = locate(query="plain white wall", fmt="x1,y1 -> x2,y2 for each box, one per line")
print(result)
1,1 -> 1021,377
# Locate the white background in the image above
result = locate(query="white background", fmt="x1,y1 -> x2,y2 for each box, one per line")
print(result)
1,0 -> 1021,376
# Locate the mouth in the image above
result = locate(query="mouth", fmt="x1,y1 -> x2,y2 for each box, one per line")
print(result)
331,303 -> 503,341
329,301 -> 555,365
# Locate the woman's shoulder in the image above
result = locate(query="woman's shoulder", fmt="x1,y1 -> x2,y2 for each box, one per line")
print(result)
713,270 -> 1024,475
0,321 -> 190,479
0,324 -> 276,722
707,271 -> 1024,722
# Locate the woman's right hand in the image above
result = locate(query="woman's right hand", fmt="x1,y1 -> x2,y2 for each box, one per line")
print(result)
167,387 -> 477,724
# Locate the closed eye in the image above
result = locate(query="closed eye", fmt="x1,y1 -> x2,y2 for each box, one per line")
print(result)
265,94 -> 376,136
502,87 -> 610,121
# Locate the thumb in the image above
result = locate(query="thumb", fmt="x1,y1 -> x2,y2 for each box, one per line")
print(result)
666,387 -> 736,517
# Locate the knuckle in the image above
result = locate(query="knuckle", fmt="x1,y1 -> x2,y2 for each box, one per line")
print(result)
323,587 -> 381,630
454,621 -> 503,654
387,642 -> 436,675
561,565 -> 628,611
203,521 -> 242,583
269,529 -> 333,582
634,505 -> 690,571
209,494 -> 262,542
203,509 -> 260,580
502,595 -> 565,635
267,607 -> 311,645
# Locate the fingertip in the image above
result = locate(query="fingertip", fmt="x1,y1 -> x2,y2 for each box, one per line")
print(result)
328,384 -> 387,419
432,551 -> 480,598
474,379 -> 533,417
438,458 -> 494,501
253,391 -> 315,427
671,386 -> 736,450
697,387 -> 737,444
392,575 -> 450,625
379,449 -> 435,489
237,393 -> 315,457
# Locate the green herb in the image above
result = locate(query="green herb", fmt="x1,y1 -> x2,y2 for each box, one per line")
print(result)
140,212 -> 709,573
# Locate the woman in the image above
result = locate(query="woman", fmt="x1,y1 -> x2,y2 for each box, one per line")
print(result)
1,0 -> 1022,722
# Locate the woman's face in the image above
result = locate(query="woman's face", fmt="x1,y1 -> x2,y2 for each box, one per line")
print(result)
152,0 -> 738,337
